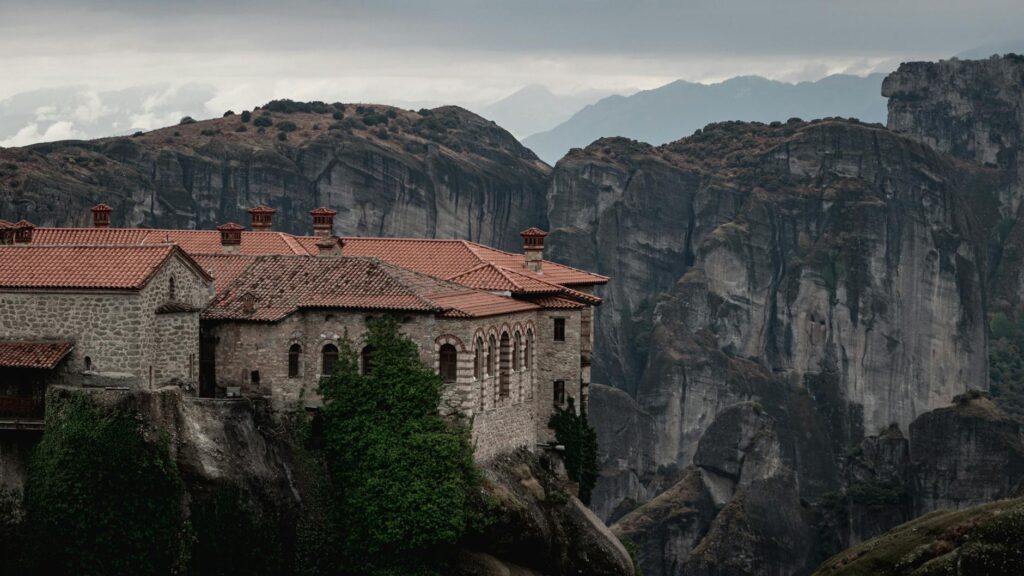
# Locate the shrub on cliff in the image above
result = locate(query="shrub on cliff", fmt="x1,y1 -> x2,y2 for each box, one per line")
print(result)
22,396 -> 187,576
549,397 -> 600,505
188,486 -> 282,576
253,114 -> 274,127
314,317 -> 479,575
241,110 -> 252,123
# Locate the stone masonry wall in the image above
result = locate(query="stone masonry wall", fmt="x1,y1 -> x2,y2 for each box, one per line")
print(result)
208,306 -> 584,461
0,253 -> 210,387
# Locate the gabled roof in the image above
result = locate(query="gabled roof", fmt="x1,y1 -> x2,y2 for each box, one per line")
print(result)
203,256 -> 540,322
0,244 -> 211,290
0,341 -> 73,369
24,226 -> 607,300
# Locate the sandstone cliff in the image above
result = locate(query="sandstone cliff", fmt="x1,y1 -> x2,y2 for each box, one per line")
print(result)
0,103 -> 549,251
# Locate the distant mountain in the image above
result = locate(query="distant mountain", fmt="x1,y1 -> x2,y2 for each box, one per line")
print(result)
523,74 -> 888,164
476,84 -> 612,140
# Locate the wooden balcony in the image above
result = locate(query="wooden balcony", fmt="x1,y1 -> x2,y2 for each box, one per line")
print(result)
0,395 -> 45,431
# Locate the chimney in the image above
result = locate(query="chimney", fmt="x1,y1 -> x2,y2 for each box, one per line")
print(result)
91,203 -> 112,228
520,227 -> 548,273
316,236 -> 344,257
13,220 -> 34,244
310,207 -> 337,237
248,204 -> 277,231
216,222 -> 244,254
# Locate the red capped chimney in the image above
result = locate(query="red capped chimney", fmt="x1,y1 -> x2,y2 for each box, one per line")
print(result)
13,220 -> 34,244
216,222 -> 244,254
310,207 -> 337,237
520,227 -> 547,273
316,236 -> 344,257
248,204 -> 277,231
91,203 -> 112,228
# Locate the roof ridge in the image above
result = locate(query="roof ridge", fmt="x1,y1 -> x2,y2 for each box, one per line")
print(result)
279,233 -> 310,255
358,259 -> 445,312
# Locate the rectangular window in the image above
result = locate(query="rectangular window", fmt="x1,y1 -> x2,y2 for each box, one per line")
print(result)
250,370 -> 261,386
553,318 -> 566,341
553,380 -> 565,406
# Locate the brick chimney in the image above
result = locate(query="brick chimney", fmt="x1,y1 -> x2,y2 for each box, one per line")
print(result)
310,207 -> 337,237
520,227 -> 547,273
316,236 -> 344,257
91,203 -> 112,228
216,222 -> 244,254
13,220 -> 34,244
248,204 -> 277,231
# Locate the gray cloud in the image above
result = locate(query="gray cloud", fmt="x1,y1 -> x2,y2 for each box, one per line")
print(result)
0,1 -> 1021,145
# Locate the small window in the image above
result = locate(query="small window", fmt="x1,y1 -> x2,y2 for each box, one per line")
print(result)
250,370 -> 261,385
499,332 -> 511,397
553,380 -> 566,406
361,345 -> 376,375
168,276 -> 176,301
84,356 -> 92,370
473,338 -> 483,380
439,343 -> 458,383
553,318 -> 566,341
322,344 -> 339,375
288,344 -> 302,378
525,330 -> 533,369
487,335 -> 496,376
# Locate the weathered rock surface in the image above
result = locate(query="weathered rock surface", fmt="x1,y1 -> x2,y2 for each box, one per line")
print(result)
0,105 -> 549,251
614,403 -> 814,576
459,449 -> 636,576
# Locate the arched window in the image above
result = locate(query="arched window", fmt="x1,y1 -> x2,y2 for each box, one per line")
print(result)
84,356 -> 92,371
512,332 -> 521,371
525,330 -> 533,370
487,335 -> 496,376
439,343 -> 458,383
499,332 -> 510,398
361,345 -> 376,375
168,277 -> 176,301
322,343 -> 339,376
474,338 -> 483,380
288,343 -> 302,378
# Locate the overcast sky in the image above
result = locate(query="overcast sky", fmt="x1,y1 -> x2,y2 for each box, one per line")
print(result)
1,0 -> 1022,145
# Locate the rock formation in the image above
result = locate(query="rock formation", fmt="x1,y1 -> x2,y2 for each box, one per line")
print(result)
0,104 -> 549,252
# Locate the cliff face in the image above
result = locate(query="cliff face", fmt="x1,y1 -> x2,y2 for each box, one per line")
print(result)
0,104 -> 549,251
550,119 -> 988,469
550,119 -> 995,575
884,56 -> 1024,311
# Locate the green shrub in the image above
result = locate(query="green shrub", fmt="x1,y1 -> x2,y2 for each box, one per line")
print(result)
332,111 -> 343,120
277,131 -> 288,141
253,115 -> 274,127
223,110 -> 235,117
188,486 -> 282,576
549,398 -> 600,504
276,121 -> 298,133
235,124 -> 248,133
132,131 -> 144,137
180,116 -> 196,125
315,317 -> 479,575
621,538 -> 644,576
362,112 -> 389,126
201,129 -> 217,136
22,396 -> 187,575
241,110 -> 252,123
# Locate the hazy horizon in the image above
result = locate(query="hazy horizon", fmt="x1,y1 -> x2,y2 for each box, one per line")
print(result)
2,0 -> 1023,146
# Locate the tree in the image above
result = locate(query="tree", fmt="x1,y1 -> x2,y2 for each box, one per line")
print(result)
316,317 -> 479,575
22,396 -> 187,575
549,398 -> 600,505
241,110 -> 252,123
253,115 -> 274,127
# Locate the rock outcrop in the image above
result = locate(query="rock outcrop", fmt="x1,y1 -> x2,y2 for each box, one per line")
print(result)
0,104 -> 549,251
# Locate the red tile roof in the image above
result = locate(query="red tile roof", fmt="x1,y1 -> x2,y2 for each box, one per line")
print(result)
0,219 -> 15,229
0,341 -> 73,369
192,254 -> 258,293
203,256 -> 540,322
25,227 -> 606,300
248,205 -> 277,214
0,244 -> 211,290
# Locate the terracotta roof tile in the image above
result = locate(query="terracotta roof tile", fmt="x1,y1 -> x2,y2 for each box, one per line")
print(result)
0,341 -> 73,369
0,244 -> 209,290
192,254 -> 258,293
30,228 -> 314,256
530,296 -> 586,309
204,256 -> 538,322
